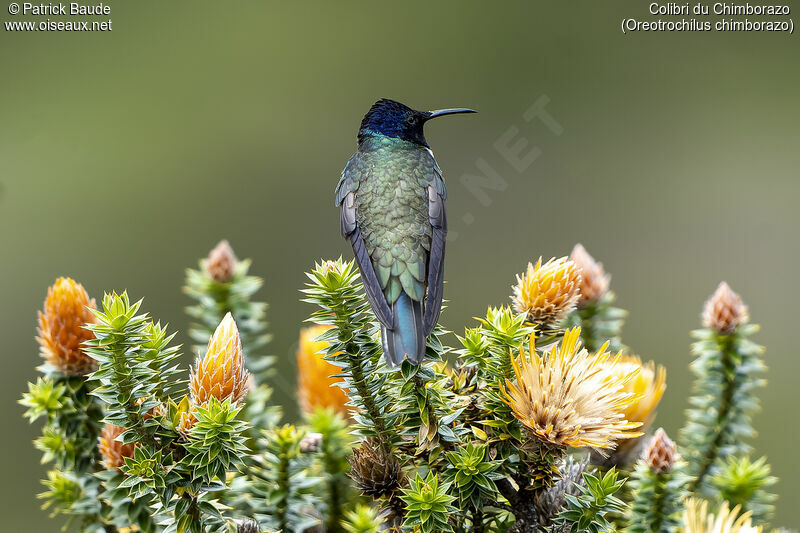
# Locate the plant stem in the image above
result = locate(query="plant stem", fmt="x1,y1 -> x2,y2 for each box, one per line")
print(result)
413,374 -> 449,451
651,473 -> 666,532
472,507 -> 485,533
277,445 -> 290,531
690,336 -> 735,492
346,347 -> 391,453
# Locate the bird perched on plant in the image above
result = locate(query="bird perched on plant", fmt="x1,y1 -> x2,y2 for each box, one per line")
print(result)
335,99 -> 476,366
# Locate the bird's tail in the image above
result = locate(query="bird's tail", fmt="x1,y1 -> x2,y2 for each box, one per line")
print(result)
381,292 -> 425,367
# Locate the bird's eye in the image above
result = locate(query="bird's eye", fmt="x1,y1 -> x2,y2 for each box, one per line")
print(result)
405,114 -> 417,125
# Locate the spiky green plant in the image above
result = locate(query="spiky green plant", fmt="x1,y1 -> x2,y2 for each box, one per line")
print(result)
627,461 -> 686,532
565,291 -> 627,353
301,260 -> 395,451
243,424 -> 320,532
85,292 -> 181,447
400,472 -> 458,533
679,285 -> 765,496
19,248 -> 793,533
711,455 -> 777,524
442,442 -> 502,510
307,408 -> 356,533
341,504 -> 382,533
185,240 -> 274,380
557,469 -> 628,533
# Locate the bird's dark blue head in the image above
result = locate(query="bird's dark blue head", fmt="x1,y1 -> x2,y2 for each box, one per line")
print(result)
358,98 -> 476,147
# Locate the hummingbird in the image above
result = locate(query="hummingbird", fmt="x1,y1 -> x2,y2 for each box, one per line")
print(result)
335,99 -> 476,366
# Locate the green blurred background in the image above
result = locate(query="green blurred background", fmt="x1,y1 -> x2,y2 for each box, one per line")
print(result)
2,1 -> 798,529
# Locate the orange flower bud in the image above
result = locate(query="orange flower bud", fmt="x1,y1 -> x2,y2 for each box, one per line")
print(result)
189,313 -> 250,405
98,424 -> 135,470
296,325 -> 349,417
36,277 -> 97,376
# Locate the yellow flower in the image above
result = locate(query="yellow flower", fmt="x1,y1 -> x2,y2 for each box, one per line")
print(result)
611,354 -> 666,427
702,282 -> 749,335
511,257 -> 581,329
98,424 -> 136,470
682,499 -> 762,533
189,313 -> 250,405
36,277 -> 98,376
569,244 -> 611,307
297,324 -> 349,417
502,327 -> 643,449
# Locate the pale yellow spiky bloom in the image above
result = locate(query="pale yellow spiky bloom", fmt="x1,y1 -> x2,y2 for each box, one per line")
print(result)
297,324 -> 349,417
36,277 -> 98,376
189,313 -> 250,405
682,499 -> 762,533
511,257 -> 581,328
610,354 -> 666,426
502,327 -> 643,449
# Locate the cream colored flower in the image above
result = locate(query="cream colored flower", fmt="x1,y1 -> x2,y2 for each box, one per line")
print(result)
502,327 -> 643,449
189,313 -> 250,405
682,499 -> 762,533
511,257 -> 581,329
36,277 -> 98,376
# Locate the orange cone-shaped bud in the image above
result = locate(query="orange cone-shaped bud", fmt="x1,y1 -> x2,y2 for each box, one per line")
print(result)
98,424 -> 135,470
189,313 -> 250,405
36,277 -> 98,376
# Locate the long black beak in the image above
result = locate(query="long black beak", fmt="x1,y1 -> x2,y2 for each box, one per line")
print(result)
426,108 -> 477,120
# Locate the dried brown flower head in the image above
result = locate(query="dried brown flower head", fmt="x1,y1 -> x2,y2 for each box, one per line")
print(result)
502,327 -> 643,449
348,439 -> 402,498
702,282 -> 749,335
511,257 -> 581,329
36,277 -> 98,376
205,240 -> 238,283
570,244 -> 611,307
190,313 -> 250,405
682,498 -> 761,533
643,427 -> 677,474
98,424 -> 135,470
297,324 -> 349,417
